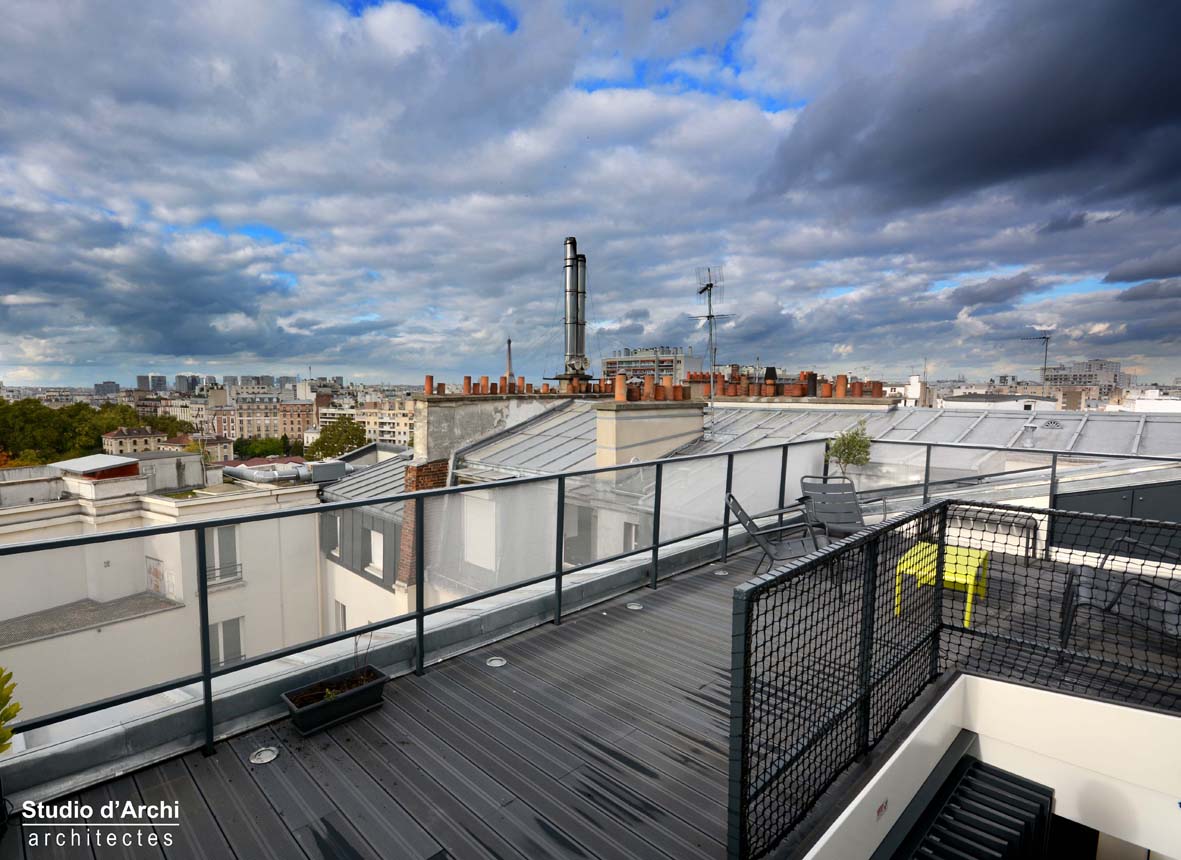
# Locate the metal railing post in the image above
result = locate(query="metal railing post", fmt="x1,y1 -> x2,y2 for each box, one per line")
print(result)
931,503 -> 948,680
650,462 -> 663,589
195,526 -> 215,756
554,475 -> 565,624
721,453 -> 735,562
922,444 -> 933,504
1043,453 -> 1060,560
414,496 -> 426,676
855,535 -> 881,755
778,444 -> 789,533
726,585 -> 752,860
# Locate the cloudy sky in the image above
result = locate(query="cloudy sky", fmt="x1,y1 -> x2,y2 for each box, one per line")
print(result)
1,0 -> 1179,388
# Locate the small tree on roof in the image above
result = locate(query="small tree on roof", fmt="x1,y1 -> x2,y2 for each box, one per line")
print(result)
0,666 -> 19,755
828,419 -> 872,477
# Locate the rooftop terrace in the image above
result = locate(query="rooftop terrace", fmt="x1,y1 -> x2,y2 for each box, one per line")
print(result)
3,431 -> 1181,859
2,554 -> 763,859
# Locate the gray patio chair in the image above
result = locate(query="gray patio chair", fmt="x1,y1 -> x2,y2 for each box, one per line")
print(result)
725,493 -> 817,578
798,475 -> 886,546
1059,536 -> 1181,648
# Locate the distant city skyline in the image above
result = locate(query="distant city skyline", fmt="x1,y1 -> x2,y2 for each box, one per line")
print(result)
0,1 -> 1179,387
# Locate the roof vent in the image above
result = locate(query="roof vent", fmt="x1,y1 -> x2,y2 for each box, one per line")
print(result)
1042,419 -> 1063,429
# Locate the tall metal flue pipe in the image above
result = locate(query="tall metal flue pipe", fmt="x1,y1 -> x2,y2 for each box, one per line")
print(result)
576,253 -> 587,362
564,237 -> 579,374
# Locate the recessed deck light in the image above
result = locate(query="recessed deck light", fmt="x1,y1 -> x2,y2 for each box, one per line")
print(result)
626,602 -> 644,611
249,746 -> 279,765
714,569 -> 730,577
485,656 -> 507,668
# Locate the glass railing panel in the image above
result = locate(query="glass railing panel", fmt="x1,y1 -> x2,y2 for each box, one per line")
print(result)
850,440 -> 927,493
561,464 -> 656,571
1,531 -> 202,752
422,480 -> 558,609
659,454 -> 727,542
730,447 -> 783,519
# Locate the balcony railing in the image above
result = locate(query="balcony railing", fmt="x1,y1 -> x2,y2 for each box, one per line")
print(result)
727,499 -> 1181,860
0,435 -> 1178,795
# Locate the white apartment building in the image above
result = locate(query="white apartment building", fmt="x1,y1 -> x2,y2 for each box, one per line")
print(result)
1043,358 -> 1133,397
317,400 -> 416,446
601,346 -> 702,382
0,455 -> 322,735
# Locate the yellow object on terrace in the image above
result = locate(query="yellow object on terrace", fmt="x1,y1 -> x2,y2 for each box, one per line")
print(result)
894,542 -> 990,628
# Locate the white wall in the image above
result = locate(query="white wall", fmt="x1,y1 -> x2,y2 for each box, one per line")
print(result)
321,557 -> 406,630
964,677 -> 1181,858
0,487 -> 324,725
805,676 -> 1181,860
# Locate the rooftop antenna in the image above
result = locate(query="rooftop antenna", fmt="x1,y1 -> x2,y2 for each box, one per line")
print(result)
1018,329 -> 1053,396
692,266 -> 733,412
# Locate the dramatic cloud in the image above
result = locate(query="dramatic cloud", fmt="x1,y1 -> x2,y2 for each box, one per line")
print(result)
758,0 -> 1181,210
1105,246 -> 1181,283
0,0 -> 1179,387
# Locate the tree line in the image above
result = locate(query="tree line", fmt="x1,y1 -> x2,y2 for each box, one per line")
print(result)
0,399 -> 194,467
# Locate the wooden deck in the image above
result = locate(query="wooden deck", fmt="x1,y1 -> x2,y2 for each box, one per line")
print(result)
3,553 -> 764,860
5,534 -> 1180,860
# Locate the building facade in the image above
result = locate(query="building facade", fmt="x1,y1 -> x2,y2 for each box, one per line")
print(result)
102,426 -> 168,455
601,346 -> 702,382
1043,358 -> 1133,397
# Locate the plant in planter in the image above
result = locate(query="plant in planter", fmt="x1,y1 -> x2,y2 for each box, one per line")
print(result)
281,633 -> 389,736
1,666 -> 20,842
828,419 -> 872,478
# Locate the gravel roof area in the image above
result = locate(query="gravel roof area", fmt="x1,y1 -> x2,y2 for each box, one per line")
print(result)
0,592 -> 182,648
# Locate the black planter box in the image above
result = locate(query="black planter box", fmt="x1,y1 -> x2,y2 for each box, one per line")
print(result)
281,664 -> 389,736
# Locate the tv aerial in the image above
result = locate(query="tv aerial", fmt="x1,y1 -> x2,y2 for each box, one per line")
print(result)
692,266 -> 734,409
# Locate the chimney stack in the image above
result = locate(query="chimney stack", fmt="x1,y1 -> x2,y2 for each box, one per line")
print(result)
559,236 -> 591,385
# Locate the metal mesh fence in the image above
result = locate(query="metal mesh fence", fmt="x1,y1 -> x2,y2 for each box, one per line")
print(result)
941,500 -> 1181,712
730,505 -> 942,860
730,499 -> 1181,859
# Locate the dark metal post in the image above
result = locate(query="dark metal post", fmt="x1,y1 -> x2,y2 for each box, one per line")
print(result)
554,475 -> 565,625
855,535 -> 881,755
721,453 -> 735,562
777,444 -> 789,533
726,584 -> 752,860
1045,453 -> 1059,560
650,462 -> 663,589
822,439 -> 830,478
931,503 -> 948,680
414,495 -> 425,676
195,526 -> 215,756
922,444 -> 933,504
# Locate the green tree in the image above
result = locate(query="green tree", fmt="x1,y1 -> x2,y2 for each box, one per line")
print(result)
233,437 -> 285,460
145,414 -> 196,438
828,419 -> 873,477
306,418 -> 367,460
0,398 -> 184,464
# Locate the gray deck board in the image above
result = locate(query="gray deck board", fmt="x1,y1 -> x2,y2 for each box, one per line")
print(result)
6,554 -> 761,860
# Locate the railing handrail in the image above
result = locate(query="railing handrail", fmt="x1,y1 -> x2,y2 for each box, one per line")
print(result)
5,429 -> 1178,755
4,435 -> 1177,559
0,437 -> 829,557
868,436 -> 1181,463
